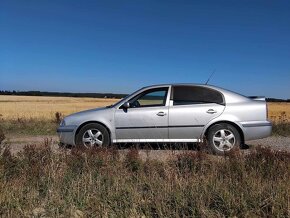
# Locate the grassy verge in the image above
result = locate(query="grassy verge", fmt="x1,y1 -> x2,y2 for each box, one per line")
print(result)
0,145 -> 289,217
271,111 -> 290,136
272,122 -> 290,136
0,118 -> 58,136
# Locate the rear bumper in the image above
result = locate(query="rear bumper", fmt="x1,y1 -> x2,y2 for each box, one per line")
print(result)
57,125 -> 77,145
240,121 -> 272,141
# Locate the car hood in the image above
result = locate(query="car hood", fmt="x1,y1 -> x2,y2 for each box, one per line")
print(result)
66,107 -> 108,118
75,107 -> 107,115
63,106 -> 113,125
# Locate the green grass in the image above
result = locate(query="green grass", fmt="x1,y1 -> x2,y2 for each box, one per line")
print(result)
0,144 -> 289,217
0,118 -> 57,136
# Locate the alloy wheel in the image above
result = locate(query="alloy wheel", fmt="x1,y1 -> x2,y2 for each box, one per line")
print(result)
82,129 -> 103,148
213,129 -> 236,151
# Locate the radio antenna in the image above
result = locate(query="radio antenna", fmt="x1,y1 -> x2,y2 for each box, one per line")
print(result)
205,69 -> 216,85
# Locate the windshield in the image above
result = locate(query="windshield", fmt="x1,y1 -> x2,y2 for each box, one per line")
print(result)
108,87 -> 144,108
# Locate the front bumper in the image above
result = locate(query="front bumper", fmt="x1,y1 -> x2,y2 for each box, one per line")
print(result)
57,125 -> 77,145
240,121 -> 272,141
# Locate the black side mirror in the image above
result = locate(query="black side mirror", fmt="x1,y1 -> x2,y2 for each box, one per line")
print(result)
122,102 -> 130,109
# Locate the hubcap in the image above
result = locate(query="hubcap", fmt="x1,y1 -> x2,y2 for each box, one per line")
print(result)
82,129 -> 103,148
213,129 -> 235,151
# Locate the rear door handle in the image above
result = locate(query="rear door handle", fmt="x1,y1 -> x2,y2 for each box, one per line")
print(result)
157,111 -> 167,116
207,109 -> 217,114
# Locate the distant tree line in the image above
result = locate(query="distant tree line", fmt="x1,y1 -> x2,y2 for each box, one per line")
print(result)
266,98 -> 290,102
0,90 -> 127,99
0,90 -> 289,102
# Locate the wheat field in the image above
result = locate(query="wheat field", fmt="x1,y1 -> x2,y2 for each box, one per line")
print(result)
0,95 -> 289,121
267,102 -> 290,121
0,95 -> 119,120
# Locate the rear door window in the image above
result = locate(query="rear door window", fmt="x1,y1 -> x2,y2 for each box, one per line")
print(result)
172,86 -> 224,105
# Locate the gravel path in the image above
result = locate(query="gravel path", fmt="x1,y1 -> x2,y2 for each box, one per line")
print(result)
2,135 -> 290,159
246,136 -> 290,152
2,135 -> 59,154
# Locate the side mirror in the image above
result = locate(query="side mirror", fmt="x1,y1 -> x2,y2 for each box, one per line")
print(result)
122,102 -> 130,109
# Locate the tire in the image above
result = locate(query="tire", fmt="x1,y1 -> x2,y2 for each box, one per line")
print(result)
75,123 -> 110,148
206,123 -> 241,155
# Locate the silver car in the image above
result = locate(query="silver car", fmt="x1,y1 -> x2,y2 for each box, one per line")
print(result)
57,84 -> 272,154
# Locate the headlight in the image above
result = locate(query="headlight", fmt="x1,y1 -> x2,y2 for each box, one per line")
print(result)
60,120 -> 66,126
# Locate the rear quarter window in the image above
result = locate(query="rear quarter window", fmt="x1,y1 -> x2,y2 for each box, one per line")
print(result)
172,86 -> 224,105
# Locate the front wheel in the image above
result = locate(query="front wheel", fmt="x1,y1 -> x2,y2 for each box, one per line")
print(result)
207,123 -> 241,155
75,123 -> 110,148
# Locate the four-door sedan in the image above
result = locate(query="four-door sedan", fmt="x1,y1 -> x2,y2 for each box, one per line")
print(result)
57,84 -> 272,154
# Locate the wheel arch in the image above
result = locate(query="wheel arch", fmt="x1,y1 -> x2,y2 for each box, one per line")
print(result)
203,121 -> 245,145
74,121 -> 112,144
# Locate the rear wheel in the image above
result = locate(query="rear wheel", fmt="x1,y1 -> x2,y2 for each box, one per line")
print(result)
207,123 -> 241,155
75,123 -> 110,148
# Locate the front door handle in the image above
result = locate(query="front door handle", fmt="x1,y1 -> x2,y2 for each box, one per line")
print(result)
157,111 -> 167,116
207,109 -> 217,114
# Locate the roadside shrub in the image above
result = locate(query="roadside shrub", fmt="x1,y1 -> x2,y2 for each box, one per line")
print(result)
55,112 -> 63,124
124,148 -> 142,172
245,146 -> 290,180
272,122 -> 290,136
0,146 -> 21,180
272,111 -> 290,136
175,150 -> 210,174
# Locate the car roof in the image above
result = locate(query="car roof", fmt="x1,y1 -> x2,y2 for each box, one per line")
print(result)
143,83 -> 204,88
142,83 -> 250,103
142,83 -> 230,92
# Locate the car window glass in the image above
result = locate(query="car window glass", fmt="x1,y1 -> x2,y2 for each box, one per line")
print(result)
129,88 -> 168,108
173,86 -> 224,105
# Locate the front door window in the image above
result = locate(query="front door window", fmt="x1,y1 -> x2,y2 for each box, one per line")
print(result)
129,88 -> 168,108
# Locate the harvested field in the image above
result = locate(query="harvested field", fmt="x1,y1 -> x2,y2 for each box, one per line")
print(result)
268,102 -> 290,121
0,95 -> 118,120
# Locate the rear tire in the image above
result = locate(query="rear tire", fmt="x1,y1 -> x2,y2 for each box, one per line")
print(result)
207,123 -> 241,155
75,123 -> 110,148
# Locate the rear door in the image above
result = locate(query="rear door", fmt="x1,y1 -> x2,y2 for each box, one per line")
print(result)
168,85 -> 225,140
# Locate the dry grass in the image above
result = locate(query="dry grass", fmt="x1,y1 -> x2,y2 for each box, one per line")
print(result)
0,144 -> 289,217
0,95 -> 119,120
267,103 -> 290,136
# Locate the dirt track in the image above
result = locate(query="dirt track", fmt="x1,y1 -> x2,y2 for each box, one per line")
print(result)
2,135 -> 290,160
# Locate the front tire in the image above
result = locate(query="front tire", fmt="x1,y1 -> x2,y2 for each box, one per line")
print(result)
75,123 -> 110,148
207,123 -> 241,155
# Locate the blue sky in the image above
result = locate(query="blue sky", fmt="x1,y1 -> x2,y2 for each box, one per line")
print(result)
0,0 -> 290,98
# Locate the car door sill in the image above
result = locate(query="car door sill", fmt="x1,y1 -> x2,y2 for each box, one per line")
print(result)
113,139 -> 201,143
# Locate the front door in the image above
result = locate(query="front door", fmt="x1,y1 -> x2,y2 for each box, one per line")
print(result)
114,87 -> 169,142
